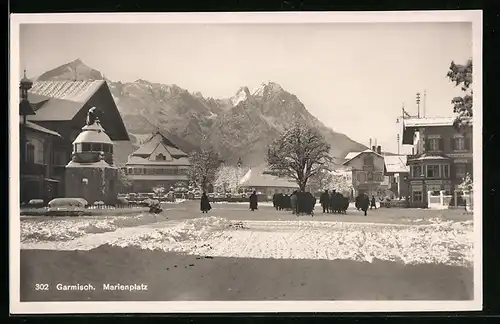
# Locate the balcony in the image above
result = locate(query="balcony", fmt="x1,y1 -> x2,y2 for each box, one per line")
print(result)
21,162 -> 47,176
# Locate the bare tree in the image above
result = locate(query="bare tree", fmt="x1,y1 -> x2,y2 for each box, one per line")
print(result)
266,121 -> 332,192
188,149 -> 223,191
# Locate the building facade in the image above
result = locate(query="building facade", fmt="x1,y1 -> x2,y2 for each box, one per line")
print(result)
123,131 -> 191,192
344,146 -> 409,199
401,117 -> 473,207
383,155 -> 410,199
343,148 -> 389,198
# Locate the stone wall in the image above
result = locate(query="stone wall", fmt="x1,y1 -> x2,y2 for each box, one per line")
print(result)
65,166 -> 118,204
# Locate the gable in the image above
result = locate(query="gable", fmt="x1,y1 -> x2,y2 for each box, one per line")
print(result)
27,80 -> 129,141
148,143 -> 173,161
73,82 -> 129,141
344,151 -> 385,171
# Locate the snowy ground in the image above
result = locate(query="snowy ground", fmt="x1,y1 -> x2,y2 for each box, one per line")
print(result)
21,213 -> 473,267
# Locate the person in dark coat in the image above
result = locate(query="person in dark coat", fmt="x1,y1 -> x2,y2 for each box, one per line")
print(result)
200,192 -> 211,213
358,193 -> 370,216
320,189 -> 329,213
355,195 -> 360,211
273,193 -> 279,210
370,195 -> 377,210
249,190 -> 258,211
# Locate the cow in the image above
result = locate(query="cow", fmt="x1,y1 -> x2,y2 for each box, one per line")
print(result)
296,191 -> 316,217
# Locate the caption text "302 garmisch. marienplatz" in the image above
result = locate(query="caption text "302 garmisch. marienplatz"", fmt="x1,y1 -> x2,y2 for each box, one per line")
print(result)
34,283 -> 148,292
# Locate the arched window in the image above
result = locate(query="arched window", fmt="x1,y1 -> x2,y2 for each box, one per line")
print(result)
156,153 -> 166,161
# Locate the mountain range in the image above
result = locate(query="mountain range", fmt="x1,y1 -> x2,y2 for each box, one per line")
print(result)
35,59 -> 368,166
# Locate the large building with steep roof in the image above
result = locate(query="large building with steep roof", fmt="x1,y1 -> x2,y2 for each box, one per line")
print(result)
20,78 -> 130,203
238,164 -> 299,197
123,131 -> 191,192
401,116 -> 473,207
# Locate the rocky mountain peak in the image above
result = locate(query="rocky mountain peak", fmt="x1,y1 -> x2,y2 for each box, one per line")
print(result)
36,58 -> 104,81
230,86 -> 251,106
252,81 -> 285,98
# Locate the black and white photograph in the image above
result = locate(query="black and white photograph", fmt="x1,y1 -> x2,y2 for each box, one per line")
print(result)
9,11 -> 482,314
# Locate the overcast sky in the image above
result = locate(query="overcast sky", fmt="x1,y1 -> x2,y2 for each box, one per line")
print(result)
19,22 -> 472,154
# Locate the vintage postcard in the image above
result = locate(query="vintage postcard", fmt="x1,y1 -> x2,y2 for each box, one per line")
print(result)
9,11 -> 482,314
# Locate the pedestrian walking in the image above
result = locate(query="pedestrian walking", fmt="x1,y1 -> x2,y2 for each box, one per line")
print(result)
200,192 -> 211,213
249,190 -> 258,211
370,195 -> 377,210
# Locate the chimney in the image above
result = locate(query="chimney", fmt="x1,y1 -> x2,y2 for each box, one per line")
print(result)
369,138 -> 372,148
371,146 -> 376,151
377,146 -> 382,154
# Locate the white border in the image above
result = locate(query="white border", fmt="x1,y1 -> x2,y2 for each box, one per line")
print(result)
9,11 -> 483,314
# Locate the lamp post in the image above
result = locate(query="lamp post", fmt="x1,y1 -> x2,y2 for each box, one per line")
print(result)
19,70 -> 35,203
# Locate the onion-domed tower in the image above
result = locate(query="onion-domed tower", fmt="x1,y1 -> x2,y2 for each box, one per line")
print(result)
65,107 -> 119,204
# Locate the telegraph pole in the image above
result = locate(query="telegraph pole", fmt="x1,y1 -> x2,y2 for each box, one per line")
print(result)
397,134 -> 400,154
416,92 -> 421,118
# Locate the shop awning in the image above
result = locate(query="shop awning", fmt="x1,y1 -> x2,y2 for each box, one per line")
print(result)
44,178 -> 60,183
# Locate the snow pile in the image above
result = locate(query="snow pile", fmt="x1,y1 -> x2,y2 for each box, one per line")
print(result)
20,213 -> 165,243
109,218 -> 474,267
111,216 -> 244,251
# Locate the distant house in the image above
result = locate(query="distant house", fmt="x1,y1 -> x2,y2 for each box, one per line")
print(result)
21,79 -> 129,202
401,116 -> 473,207
383,155 -> 410,199
123,131 -> 191,192
238,164 -> 298,197
343,145 -> 409,199
343,147 -> 391,198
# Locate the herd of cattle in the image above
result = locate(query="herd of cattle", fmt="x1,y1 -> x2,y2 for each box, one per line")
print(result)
272,190 -> 350,216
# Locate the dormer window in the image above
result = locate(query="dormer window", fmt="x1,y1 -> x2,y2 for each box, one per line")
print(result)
156,153 -> 166,161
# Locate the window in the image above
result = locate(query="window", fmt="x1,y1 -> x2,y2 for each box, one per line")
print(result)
428,138 -> 440,151
443,164 -> 450,178
412,191 -> 423,202
455,163 -> 466,179
156,153 -> 166,161
411,165 -> 422,178
91,143 -> 103,152
82,143 -> 91,152
363,155 -> 374,166
74,143 -> 82,153
454,137 -> 465,151
426,165 -> 440,178
26,143 -> 35,163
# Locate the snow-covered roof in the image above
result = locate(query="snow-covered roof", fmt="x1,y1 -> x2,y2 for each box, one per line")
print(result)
408,153 -> 451,162
66,160 -> 113,168
126,155 -> 190,166
73,121 -> 113,144
25,121 -> 61,137
30,80 -> 105,103
343,149 -> 383,165
403,116 -> 455,128
239,165 -> 298,188
384,155 -> 410,173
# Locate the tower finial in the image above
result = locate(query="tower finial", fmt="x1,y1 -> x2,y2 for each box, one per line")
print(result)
23,69 -> 27,78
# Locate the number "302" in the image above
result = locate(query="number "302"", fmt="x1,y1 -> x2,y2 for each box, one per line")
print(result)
34,284 -> 49,291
